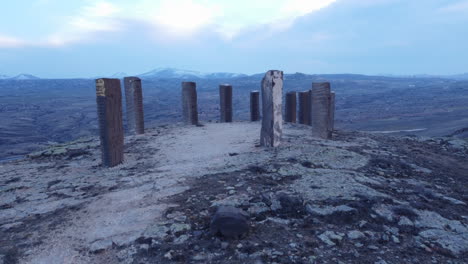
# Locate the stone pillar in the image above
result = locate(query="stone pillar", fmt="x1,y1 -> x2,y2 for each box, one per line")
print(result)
124,77 -> 144,135
298,91 -> 311,125
311,82 -> 332,139
95,78 -> 124,167
329,91 -> 336,132
260,70 -> 283,147
219,84 -> 233,122
181,82 -> 199,125
285,92 -> 297,123
250,91 -> 260,121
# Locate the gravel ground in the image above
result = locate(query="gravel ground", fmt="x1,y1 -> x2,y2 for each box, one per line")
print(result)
0,122 -> 467,263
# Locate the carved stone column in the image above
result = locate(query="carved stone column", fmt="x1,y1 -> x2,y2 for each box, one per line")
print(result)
95,78 -> 124,167
124,77 -> 144,134
311,82 -> 332,139
285,91 -> 297,123
250,91 -> 260,121
219,84 -> 233,122
181,82 -> 199,125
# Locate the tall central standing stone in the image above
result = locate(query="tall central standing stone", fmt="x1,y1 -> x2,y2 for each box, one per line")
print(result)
181,82 -> 199,125
260,70 -> 283,147
311,82 -> 332,139
95,78 -> 124,167
124,77 -> 144,134
219,84 -> 233,122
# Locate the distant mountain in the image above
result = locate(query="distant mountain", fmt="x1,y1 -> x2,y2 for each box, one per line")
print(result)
138,68 -> 247,79
381,73 -> 468,80
448,73 -> 468,80
0,74 -> 10,79
9,74 -> 40,80
109,72 -> 128,78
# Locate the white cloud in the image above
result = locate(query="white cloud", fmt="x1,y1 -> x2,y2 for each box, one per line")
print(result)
1,0 -> 338,47
0,35 -> 25,48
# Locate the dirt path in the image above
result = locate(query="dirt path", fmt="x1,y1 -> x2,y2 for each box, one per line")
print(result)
0,122 -> 264,263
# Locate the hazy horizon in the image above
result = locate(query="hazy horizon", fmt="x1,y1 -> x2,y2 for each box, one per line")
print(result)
1,0 -> 468,78
2,67 -> 468,80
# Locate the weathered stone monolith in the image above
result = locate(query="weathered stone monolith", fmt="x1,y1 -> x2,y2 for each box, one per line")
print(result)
181,82 -> 199,125
260,70 -> 283,147
298,91 -> 311,125
250,91 -> 260,121
285,91 -> 297,123
311,82 -> 332,139
219,84 -> 233,122
124,77 -> 144,134
95,78 -> 124,167
329,91 -> 336,132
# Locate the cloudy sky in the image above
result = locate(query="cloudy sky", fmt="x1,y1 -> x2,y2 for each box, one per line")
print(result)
0,0 -> 467,78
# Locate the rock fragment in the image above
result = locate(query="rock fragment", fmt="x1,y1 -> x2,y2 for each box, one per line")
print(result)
210,206 -> 249,239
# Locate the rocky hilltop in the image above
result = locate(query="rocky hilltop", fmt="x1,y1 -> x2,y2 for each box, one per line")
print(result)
0,122 -> 467,263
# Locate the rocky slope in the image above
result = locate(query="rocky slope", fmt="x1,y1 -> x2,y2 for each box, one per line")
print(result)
0,122 -> 467,264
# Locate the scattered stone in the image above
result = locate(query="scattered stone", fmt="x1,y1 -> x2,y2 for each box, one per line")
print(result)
276,192 -> 304,216
306,204 -> 356,216
164,250 -> 175,260
373,204 -> 395,222
143,224 -> 170,239
398,216 -> 414,227
318,231 -> 343,246
170,223 -> 191,234
248,202 -> 270,215
90,239 -> 113,253
139,244 -> 149,251
374,260 -> 387,264
174,234 -> 189,244
347,230 -> 366,240
418,229 -> 468,257
193,253 -> 207,261
210,206 -> 249,239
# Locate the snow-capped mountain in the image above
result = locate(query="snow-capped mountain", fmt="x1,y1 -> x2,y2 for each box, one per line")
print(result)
0,74 -> 10,79
109,72 -> 128,78
9,74 -> 40,80
138,68 -> 247,79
